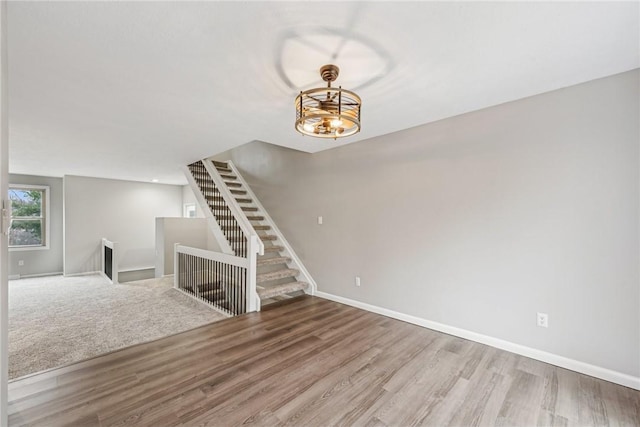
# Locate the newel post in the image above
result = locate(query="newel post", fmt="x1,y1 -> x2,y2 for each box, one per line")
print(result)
174,243 -> 180,289
246,235 -> 260,313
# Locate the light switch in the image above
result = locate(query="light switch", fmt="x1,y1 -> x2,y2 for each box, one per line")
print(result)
318,216 -> 323,225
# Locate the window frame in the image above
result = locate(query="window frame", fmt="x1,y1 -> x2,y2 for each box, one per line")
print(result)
8,184 -> 50,251
183,203 -> 197,218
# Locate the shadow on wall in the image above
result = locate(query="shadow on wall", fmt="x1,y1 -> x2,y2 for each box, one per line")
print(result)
272,4 -> 395,95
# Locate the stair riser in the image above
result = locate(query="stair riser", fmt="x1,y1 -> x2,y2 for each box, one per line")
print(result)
257,281 -> 308,299
257,268 -> 299,283
187,159 -> 315,308
257,257 -> 291,267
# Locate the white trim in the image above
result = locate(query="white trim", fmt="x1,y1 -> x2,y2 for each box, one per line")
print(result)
247,235 -> 259,312
0,3 -> 7,422
63,271 -> 101,277
16,271 -> 63,279
173,243 -> 179,289
183,202 -> 197,218
9,245 -> 49,252
176,244 -> 249,268
8,183 -> 50,251
315,291 -> 640,391
118,266 -> 154,273
101,238 -> 118,284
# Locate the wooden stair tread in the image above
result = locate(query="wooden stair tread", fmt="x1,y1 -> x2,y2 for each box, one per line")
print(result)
191,174 -> 210,180
257,268 -> 299,283
257,281 -> 308,299
257,256 -> 291,267
187,159 -> 313,309
228,235 -> 276,242
206,195 -> 251,204
220,225 -> 266,232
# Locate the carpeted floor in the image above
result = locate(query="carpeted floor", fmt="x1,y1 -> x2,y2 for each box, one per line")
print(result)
9,274 -> 227,380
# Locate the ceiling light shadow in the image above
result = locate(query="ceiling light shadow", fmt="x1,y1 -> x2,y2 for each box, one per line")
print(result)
274,26 -> 395,95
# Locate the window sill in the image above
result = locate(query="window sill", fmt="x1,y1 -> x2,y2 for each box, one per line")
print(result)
9,245 -> 50,252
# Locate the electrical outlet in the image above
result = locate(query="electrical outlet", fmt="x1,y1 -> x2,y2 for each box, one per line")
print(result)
18,260 -> 24,266
355,276 -> 361,287
317,216 -> 323,225
537,312 -> 548,328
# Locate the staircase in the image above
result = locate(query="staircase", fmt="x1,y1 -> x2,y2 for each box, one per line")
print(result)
184,159 -> 316,310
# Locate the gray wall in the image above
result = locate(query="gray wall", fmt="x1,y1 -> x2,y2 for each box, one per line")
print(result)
182,185 -> 205,218
155,217 -> 221,277
8,174 -> 63,277
64,176 -> 182,275
216,70 -> 639,378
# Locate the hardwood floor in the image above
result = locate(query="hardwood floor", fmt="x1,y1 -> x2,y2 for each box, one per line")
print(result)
8,296 -> 640,426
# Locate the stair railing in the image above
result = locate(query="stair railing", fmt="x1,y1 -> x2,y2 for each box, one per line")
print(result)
184,160 -> 262,312
182,163 -> 234,256
174,243 -> 255,315
225,160 -> 318,295
201,159 -> 264,257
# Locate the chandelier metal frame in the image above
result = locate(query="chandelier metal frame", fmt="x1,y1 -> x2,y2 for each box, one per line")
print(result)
295,65 -> 362,139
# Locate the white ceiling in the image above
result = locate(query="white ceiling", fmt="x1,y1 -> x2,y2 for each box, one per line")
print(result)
7,2 -> 639,185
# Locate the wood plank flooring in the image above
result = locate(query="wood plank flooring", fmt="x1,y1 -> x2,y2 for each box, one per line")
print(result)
8,296 -> 640,426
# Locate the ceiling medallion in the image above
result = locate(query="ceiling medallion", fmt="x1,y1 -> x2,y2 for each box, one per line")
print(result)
295,64 -> 362,139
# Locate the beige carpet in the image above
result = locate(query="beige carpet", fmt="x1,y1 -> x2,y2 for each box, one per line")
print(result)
9,274 -> 227,380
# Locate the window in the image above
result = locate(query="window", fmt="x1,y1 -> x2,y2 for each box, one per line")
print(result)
9,185 -> 50,250
183,203 -> 196,218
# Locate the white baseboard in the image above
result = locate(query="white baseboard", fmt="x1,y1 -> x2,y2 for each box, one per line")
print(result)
65,267 -> 154,277
119,266 -> 154,273
63,271 -> 101,277
315,291 -> 640,391
21,272 -> 63,279
9,272 -> 64,280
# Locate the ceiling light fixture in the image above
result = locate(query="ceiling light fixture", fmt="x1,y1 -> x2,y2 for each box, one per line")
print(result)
295,64 -> 361,139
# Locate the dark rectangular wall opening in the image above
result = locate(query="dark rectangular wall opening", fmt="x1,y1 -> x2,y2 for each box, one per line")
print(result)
104,246 -> 113,280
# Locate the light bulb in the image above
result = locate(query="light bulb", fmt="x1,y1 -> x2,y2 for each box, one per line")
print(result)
303,123 -> 315,133
330,119 -> 343,128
